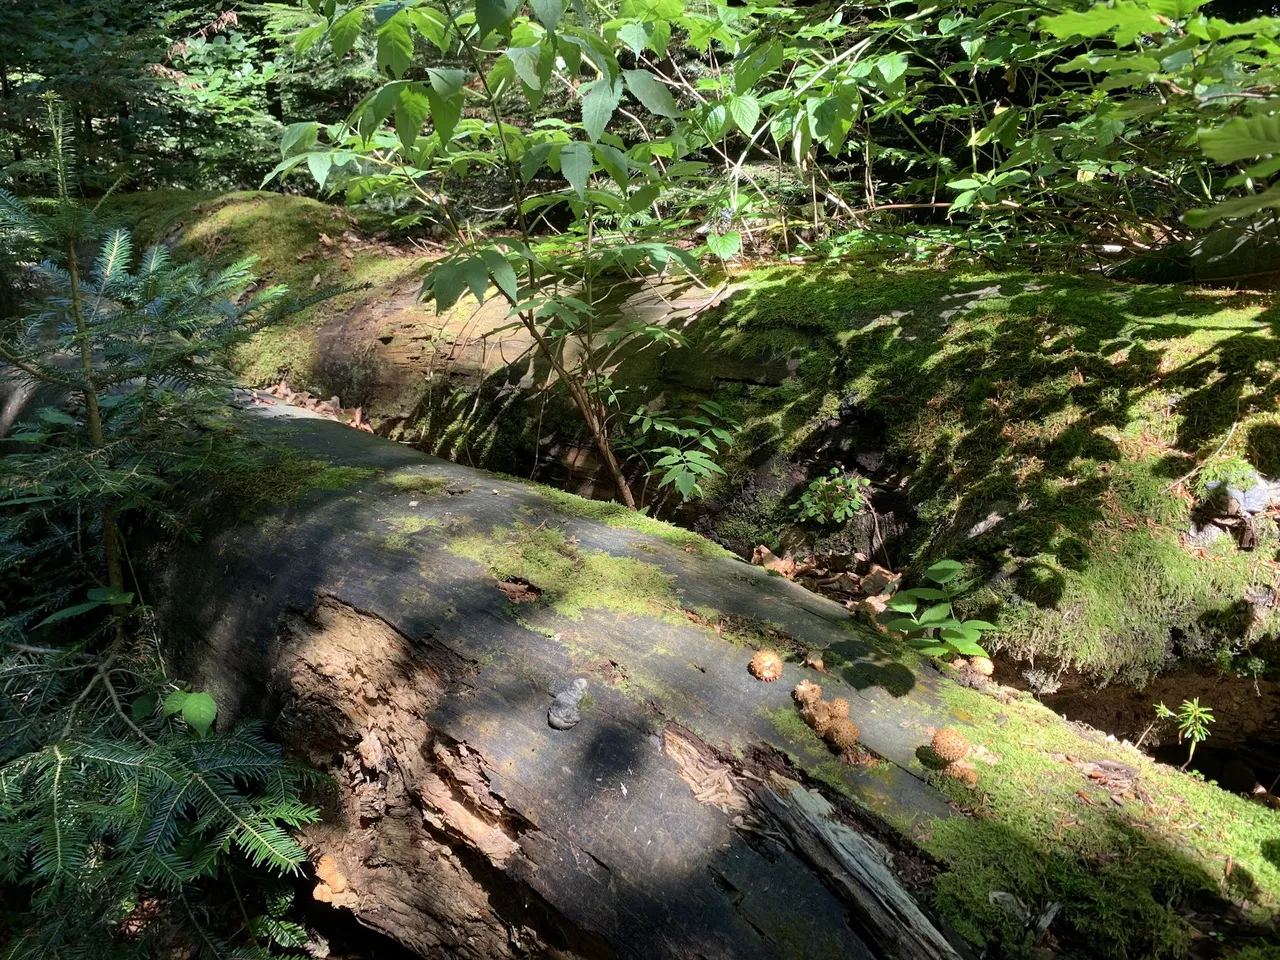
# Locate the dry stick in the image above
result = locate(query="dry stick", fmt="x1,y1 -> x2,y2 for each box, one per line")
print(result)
1165,421 -> 1239,493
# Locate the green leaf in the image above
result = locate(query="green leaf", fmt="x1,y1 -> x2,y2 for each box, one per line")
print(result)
458,257 -> 490,304
424,261 -> 465,311
924,559 -> 964,583
1183,184 -> 1280,227
37,407 -> 76,425
131,693 -> 158,723
734,40 -> 782,95
620,0 -> 683,18
918,602 -> 953,625
884,617 -> 923,633
907,641 -> 951,656
181,691 -> 218,737
376,15 -> 413,78
426,69 -> 466,146
529,0 -> 564,31
395,84 -> 431,151
886,596 -> 918,613
962,619 -> 1000,632
1199,114 -> 1280,164
623,69 -> 681,118
330,8 -> 364,58
1040,2 -> 1165,44
506,45 -> 543,90
307,152 -> 334,190
900,587 -> 949,600
706,230 -> 741,259
947,635 -> 988,657
281,121 -> 319,158
34,600 -> 105,627
560,141 -> 593,200
581,76 -> 623,143
476,0 -> 519,37
876,53 -> 909,85
162,689 -> 189,717
480,249 -> 519,301
85,587 -> 132,605
521,142 -> 554,182
594,142 -> 631,190
728,95 -> 760,136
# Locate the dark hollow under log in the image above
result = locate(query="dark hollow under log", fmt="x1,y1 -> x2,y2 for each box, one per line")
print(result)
153,404 -> 978,960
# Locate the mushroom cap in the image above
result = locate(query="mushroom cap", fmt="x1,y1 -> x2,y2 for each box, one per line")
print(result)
826,697 -> 850,719
824,717 -> 861,750
969,656 -> 995,677
802,700 -> 832,729
932,727 -> 970,763
793,680 -> 823,705
945,763 -> 979,786
749,650 -> 785,682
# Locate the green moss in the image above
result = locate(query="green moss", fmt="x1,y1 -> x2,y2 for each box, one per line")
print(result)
530,486 -> 733,557
712,266 -> 1279,676
381,515 -> 441,550
448,522 -> 680,619
918,682 -> 1280,957
383,471 -> 450,494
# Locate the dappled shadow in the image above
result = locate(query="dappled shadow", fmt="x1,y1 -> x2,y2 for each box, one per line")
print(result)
145,412 -> 1280,959
680,268 -> 1278,669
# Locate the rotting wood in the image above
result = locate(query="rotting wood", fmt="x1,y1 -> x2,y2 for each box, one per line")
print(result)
758,774 -> 962,960
154,411 -> 981,959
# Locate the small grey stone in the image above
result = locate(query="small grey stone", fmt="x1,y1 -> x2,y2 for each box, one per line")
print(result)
548,677 -> 589,730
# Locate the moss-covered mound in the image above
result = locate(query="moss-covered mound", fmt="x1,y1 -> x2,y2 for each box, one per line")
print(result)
103,190 -> 423,387
104,190 -> 1280,682
709,267 -> 1280,682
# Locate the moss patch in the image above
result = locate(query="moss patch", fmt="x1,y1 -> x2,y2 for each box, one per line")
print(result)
522,485 -> 733,557
104,190 -> 424,390
382,470 -> 450,495
381,515 -> 441,550
448,522 -> 680,619
710,266 -> 1280,678
919,682 -> 1280,957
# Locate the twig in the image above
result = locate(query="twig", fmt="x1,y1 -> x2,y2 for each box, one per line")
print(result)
1165,421 -> 1239,493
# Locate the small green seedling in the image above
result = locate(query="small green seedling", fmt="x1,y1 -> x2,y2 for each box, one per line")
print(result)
883,559 -> 998,660
791,468 -> 872,525
1154,698 -> 1214,769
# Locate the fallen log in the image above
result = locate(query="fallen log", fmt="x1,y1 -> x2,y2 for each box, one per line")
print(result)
153,404 -> 979,959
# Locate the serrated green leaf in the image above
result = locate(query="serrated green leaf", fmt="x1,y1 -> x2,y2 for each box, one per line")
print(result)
376,15 -> 413,78
728,95 -> 760,136
395,84 -> 431,151
131,692 -> 158,723
1184,184 -> 1280,227
581,76 -> 622,143
925,559 -> 964,583
330,8 -> 364,58
281,121 -> 319,158
529,0 -> 564,30
476,0 -> 519,37
1200,113 -> 1280,164
506,45 -> 543,90
560,141 -> 592,199
479,249 -> 519,301
162,689 -> 188,718
307,152 -> 334,190
623,69 -> 681,118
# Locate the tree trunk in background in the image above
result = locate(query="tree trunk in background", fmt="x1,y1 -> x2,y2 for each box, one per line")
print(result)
153,406 -> 970,960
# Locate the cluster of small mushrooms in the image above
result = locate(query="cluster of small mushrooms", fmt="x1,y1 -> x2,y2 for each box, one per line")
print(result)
792,679 -> 860,753
749,648 -> 979,784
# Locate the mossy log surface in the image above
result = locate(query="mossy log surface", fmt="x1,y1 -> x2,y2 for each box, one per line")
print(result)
154,406 -> 966,958
153,406 -> 1278,959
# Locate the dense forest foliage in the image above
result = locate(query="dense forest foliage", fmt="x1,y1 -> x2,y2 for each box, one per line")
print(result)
2,0 -> 1280,956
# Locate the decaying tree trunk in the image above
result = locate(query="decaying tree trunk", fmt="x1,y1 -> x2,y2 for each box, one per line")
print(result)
154,404 -> 975,960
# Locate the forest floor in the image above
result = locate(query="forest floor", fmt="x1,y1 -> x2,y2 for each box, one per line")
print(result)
105,190 -> 1280,955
